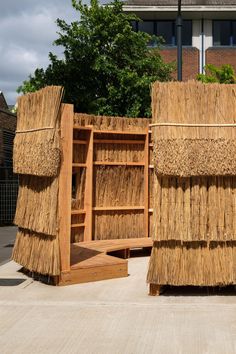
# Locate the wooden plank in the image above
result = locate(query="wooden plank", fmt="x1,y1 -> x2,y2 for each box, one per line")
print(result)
93,129 -> 146,135
73,140 -> 87,145
73,125 -> 93,130
84,129 -> 93,241
72,163 -> 87,167
94,139 -> 145,144
94,161 -> 145,166
144,127 -> 149,238
71,209 -> 86,215
74,237 -> 153,253
58,104 -> 73,273
93,206 -> 145,211
71,223 -> 85,228
59,262 -> 128,285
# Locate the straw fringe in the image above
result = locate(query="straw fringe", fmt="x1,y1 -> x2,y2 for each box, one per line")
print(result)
12,229 -> 60,276
13,86 -> 64,177
153,139 -> 236,177
153,175 -> 236,242
147,241 -> 236,286
152,81 -> 236,177
14,175 -> 59,236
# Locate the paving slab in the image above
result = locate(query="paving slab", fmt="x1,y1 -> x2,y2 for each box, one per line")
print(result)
0,258 -> 236,354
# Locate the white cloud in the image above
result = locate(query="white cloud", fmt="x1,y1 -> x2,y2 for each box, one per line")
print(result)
0,0 -> 78,104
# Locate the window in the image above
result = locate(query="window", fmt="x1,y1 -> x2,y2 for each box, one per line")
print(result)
133,20 -> 192,46
213,20 -> 236,46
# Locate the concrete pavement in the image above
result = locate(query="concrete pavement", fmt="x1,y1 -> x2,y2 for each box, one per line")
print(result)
0,226 -> 17,265
0,257 -> 236,354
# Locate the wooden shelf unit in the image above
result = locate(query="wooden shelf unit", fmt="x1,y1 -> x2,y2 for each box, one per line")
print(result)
58,111 -> 153,285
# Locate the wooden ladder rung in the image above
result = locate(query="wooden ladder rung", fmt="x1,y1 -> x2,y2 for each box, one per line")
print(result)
93,206 -> 145,211
93,129 -> 146,135
94,161 -> 145,166
71,223 -> 85,228
94,139 -> 145,144
73,140 -> 87,145
71,209 -> 86,215
72,163 -> 87,168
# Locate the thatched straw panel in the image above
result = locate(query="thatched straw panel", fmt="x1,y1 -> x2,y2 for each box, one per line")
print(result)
94,166 -> 144,206
13,86 -> 64,177
12,229 -> 60,276
152,81 -> 236,177
14,175 -> 59,236
147,241 -> 236,286
93,211 -> 144,240
94,143 -> 144,163
74,113 -> 150,131
153,176 -> 236,242
72,169 -> 86,210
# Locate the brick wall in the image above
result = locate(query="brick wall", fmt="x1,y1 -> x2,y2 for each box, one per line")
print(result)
160,47 -> 199,81
206,48 -> 236,72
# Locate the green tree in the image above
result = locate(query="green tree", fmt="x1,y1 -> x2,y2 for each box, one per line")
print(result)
18,0 -> 174,117
197,64 -> 236,84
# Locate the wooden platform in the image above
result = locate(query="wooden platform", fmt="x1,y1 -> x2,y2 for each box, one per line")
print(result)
58,238 -> 153,285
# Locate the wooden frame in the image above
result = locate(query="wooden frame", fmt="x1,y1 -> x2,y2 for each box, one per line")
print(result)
58,109 -> 153,285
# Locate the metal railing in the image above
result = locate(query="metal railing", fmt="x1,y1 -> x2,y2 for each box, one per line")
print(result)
0,180 -> 18,225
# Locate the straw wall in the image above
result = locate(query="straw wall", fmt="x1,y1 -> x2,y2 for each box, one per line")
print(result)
12,229 -> 60,276
148,81 -> 236,287
14,86 -> 64,177
74,113 -> 150,131
147,241 -> 236,286
72,114 -> 151,241
12,87 -> 63,277
152,81 -> 236,177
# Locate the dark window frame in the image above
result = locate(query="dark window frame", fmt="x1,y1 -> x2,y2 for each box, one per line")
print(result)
213,20 -> 236,47
132,19 -> 192,47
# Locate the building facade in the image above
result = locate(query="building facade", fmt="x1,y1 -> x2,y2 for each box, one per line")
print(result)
0,92 -> 18,224
123,0 -> 236,80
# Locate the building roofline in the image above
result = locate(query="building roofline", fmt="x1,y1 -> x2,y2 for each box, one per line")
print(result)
123,5 -> 236,12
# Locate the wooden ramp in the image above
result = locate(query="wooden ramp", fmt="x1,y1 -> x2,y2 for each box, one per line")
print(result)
59,238 -> 152,285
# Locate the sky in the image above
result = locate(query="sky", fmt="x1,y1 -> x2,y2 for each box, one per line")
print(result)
0,0 -> 104,105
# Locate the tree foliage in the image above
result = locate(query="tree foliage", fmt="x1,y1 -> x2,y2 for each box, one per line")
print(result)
18,0 -> 174,117
197,64 -> 236,84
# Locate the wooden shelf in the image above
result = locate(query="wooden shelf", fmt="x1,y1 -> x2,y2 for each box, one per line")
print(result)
72,163 -> 87,168
71,209 -> 86,215
73,126 -> 92,131
93,129 -> 146,136
71,223 -> 85,228
94,139 -> 145,144
93,206 -> 145,211
73,140 -> 87,145
94,161 -> 145,166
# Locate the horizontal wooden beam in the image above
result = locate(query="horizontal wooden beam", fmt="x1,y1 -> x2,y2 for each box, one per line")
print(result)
71,209 -> 86,215
93,129 -> 146,135
73,125 -> 93,131
93,206 -> 145,211
71,223 -> 85,228
94,161 -> 145,166
94,139 -> 145,144
72,163 -> 87,168
73,140 -> 87,145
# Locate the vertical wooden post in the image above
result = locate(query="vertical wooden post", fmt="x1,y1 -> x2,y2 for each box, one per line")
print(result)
144,127 -> 149,237
58,104 -> 73,273
84,128 -> 93,241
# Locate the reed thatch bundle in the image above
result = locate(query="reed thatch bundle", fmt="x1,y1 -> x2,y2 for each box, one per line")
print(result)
14,175 -> 59,236
151,81 -> 236,177
94,166 -> 144,206
94,211 -> 144,240
148,81 -> 236,288
13,86 -> 64,177
147,241 -> 236,286
153,175 -> 236,242
74,113 -> 150,131
12,229 -> 60,276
